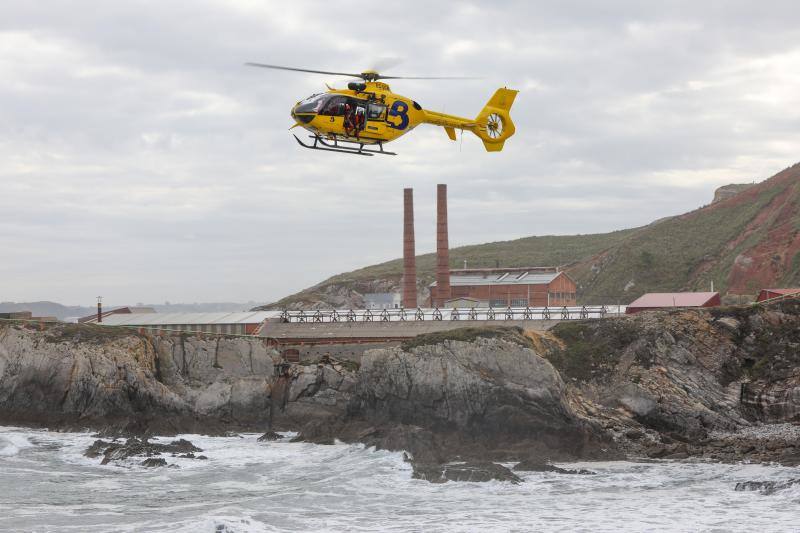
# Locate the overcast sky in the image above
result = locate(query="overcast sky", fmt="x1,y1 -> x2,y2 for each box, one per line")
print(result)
2,1 -> 799,306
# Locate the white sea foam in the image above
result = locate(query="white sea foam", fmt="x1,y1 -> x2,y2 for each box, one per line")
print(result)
0,431 -> 33,456
2,425 -> 800,532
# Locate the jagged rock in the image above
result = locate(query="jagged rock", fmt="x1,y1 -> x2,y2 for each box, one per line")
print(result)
712,183 -> 754,204
348,334 -> 612,462
257,431 -> 282,442
412,462 -> 521,484
715,317 -> 741,334
513,460 -> 595,474
734,479 -> 800,495
624,429 -> 645,440
168,439 -> 202,453
84,437 -> 203,465
141,458 -> 167,467
0,323 -> 276,433
6,301 -> 800,470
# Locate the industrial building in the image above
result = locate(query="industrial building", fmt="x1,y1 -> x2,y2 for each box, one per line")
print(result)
625,292 -> 721,314
400,184 -> 578,309
429,267 -> 577,308
95,311 -> 278,335
757,288 -> 800,302
79,306 -> 156,323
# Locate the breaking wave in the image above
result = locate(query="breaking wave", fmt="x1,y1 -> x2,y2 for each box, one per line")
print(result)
1,425 -> 799,532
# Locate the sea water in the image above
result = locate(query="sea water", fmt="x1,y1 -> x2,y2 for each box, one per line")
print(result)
1,426 -> 798,532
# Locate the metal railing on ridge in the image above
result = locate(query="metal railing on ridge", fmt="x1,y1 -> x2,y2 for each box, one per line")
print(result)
277,305 -> 624,324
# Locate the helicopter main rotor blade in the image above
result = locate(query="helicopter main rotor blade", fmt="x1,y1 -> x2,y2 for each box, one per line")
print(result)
245,62 -> 363,78
376,75 -> 482,80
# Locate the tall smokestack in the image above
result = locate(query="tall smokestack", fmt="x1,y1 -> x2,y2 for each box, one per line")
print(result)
402,188 -> 417,309
436,184 -> 451,307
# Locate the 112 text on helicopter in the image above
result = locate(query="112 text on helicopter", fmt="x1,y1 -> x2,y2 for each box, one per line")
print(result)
246,63 -> 518,156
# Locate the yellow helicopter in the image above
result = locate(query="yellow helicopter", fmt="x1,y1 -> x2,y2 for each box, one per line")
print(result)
246,62 -> 518,156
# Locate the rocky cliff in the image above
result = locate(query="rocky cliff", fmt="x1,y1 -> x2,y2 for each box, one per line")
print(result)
329,327 -> 612,463
2,300 -> 800,476
713,183 -> 755,204
0,324 -> 276,434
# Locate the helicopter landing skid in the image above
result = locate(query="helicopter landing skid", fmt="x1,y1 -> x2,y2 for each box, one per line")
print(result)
293,135 -> 397,156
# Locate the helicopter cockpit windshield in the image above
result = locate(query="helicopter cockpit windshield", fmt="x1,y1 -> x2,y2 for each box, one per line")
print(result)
294,93 -> 327,114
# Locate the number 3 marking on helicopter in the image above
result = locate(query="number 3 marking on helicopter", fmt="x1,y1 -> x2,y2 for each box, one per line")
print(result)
387,100 -> 409,130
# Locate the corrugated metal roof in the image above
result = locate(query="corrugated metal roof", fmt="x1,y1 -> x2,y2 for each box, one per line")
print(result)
627,292 -> 719,308
125,307 -> 157,314
100,311 -> 281,326
431,271 -> 561,287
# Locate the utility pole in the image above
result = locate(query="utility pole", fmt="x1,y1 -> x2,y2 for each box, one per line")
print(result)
96,296 -> 103,323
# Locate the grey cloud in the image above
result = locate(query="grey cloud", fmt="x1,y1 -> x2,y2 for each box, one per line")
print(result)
1,0 -> 799,304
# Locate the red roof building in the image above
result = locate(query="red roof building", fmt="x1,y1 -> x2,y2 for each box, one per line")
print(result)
756,288 -> 800,302
428,267 -> 577,308
625,292 -> 721,314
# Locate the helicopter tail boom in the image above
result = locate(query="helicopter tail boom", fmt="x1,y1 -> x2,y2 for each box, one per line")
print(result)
422,87 -> 518,151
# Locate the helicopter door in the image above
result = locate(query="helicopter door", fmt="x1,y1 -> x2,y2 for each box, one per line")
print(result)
365,102 -> 387,137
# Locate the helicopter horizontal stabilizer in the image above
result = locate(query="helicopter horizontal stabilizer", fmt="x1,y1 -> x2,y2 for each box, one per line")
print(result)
444,126 -> 457,141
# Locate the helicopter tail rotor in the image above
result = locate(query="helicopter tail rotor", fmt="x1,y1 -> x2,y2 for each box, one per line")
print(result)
473,88 -> 518,152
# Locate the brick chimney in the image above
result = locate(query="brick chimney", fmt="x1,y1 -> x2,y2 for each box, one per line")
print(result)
402,188 -> 417,309
435,184 -> 451,307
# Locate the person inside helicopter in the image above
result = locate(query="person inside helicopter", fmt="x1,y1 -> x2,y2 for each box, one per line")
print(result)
319,95 -> 347,116
341,101 -> 366,138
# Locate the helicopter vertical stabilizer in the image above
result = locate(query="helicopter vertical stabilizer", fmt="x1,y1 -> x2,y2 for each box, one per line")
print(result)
474,88 -> 518,152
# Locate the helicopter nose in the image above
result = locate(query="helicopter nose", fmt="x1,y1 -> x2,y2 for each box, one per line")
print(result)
291,106 -> 315,124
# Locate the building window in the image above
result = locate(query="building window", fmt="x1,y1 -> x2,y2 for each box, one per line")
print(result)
490,299 -> 507,308
510,298 -> 528,307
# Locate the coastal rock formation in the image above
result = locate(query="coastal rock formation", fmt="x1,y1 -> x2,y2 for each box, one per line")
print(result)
292,328 -> 617,475
734,479 -> 800,495
0,323 -> 276,433
84,437 -> 204,466
3,299 -> 800,480
712,183 -> 755,204
513,460 -> 595,474
542,299 -> 800,463
347,328 -> 610,461
412,461 -> 522,483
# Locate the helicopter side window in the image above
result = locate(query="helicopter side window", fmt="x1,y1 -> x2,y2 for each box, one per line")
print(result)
367,103 -> 386,120
319,95 -> 348,116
